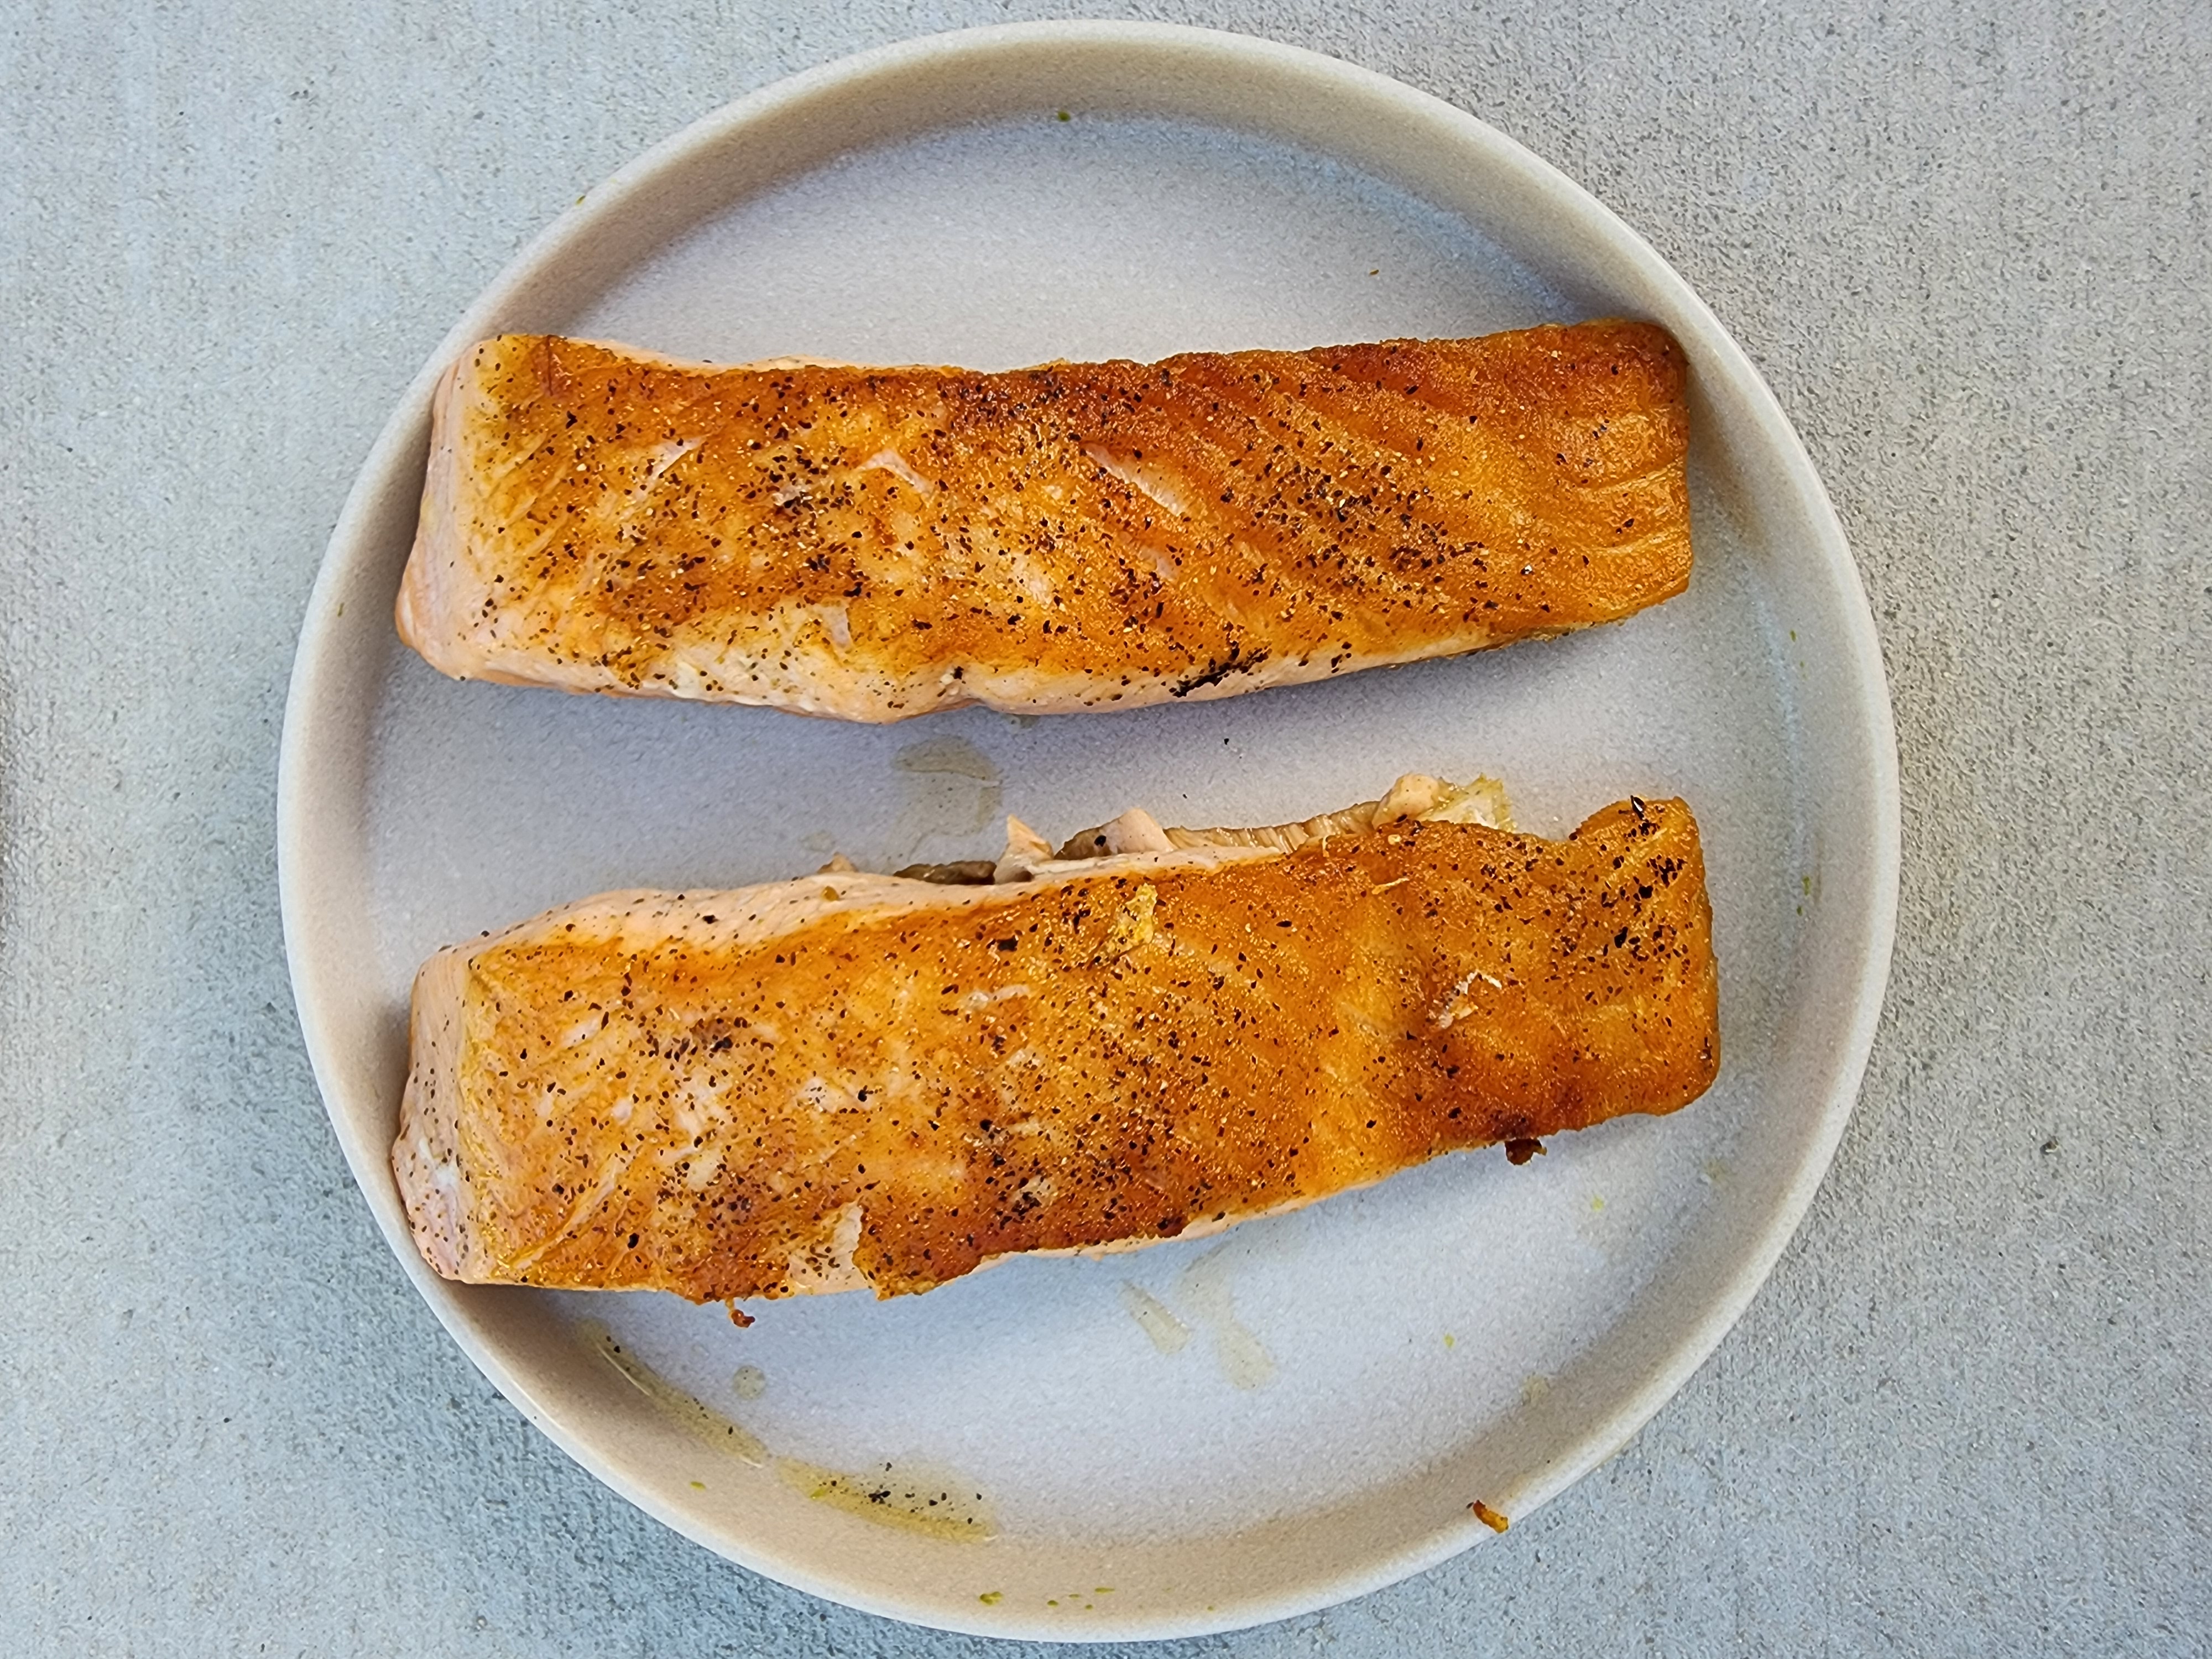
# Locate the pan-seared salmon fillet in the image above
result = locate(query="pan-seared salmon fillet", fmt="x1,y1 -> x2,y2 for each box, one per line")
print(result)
393,779 -> 1720,1304
397,322 -> 1692,719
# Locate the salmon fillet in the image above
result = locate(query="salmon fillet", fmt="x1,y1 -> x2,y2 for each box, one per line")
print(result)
392,779 -> 1720,1303
396,321 -> 1692,719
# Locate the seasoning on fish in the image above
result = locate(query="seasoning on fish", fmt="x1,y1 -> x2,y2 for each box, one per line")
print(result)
397,321 -> 1693,719
392,777 -> 1720,1305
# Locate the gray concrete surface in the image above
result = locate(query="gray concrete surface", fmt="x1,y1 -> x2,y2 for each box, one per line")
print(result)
2,1 -> 2205,1653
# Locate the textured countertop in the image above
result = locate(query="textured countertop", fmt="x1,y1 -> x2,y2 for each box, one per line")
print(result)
3,3 -> 2205,1653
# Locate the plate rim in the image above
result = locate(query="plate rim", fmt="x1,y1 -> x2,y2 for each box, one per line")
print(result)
278,19 -> 1901,1640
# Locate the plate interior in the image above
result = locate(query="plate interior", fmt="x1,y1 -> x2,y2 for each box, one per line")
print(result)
286,35 -> 1888,1639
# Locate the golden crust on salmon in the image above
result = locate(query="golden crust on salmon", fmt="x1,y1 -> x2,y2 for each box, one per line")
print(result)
397,322 -> 1693,719
392,779 -> 1720,1304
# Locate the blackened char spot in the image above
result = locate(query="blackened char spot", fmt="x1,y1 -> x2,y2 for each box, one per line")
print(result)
1168,645 -> 1270,698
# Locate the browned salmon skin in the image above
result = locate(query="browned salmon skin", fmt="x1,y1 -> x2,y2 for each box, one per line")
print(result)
392,786 -> 1720,1304
397,322 -> 1693,719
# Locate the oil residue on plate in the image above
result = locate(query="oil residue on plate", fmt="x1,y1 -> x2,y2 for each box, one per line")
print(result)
578,1319 -> 766,1465
1179,1244 -> 1277,1390
581,1322 -> 993,1535
777,1457 -> 998,1541
1041,1584 -> 1118,1611
1119,1281 -> 1191,1354
893,736 -> 1002,858
1575,1189 -> 1623,1258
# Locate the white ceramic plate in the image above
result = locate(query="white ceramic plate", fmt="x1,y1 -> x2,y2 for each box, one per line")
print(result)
279,22 -> 1897,1641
